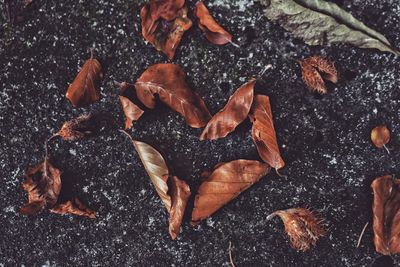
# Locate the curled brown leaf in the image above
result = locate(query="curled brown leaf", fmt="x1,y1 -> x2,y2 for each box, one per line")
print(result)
191,159 -> 270,225
66,51 -> 104,107
135,63 -> 211,128
50,197 -> 96,218
57,114 -> 94,141
119,96 -> 145,130
249,95 -> 285,170
200,79 -> 256,140
150,0 -> 185,21
267,208 -> 326,251
194,1 -> 233,46
299,56 -> 337,94
20,159 -> 61,215
121,130 -> 190,239
371,175 -> 400,255
371,126 -> 390,149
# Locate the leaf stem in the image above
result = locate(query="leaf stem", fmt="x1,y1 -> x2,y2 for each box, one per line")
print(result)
258,64 -> 273,77
44,133 -> 59,176
356,222 -> 369,248
383,144 -> 390,154
228,241 -> 236,267
275,168 -> 287,178
119,129 -> 135,145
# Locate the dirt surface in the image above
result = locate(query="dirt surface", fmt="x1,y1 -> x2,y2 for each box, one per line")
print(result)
1,0 -> 399,266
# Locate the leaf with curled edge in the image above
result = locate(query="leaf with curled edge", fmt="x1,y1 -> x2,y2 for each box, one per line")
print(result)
57,114 -> 95,141
194,1 -> 233,46
66,51 -> 104,107
121,131 -> 190,239
200,79 -> 256,140
119,96 -> 145,130
135,63 -> 211,128
249,95 -> 285,170
20,158 -> 62,215
150,0 -> 185,22
50,197 -> 96,218
371,175 -> 400,255
141,5 -> 192,60
191,159 -> 270,225
258,0 -> 399,56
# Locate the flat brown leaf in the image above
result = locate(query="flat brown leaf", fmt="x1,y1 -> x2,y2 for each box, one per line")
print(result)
141,5 -> 192,60
20,159 -> 62,215
150,0 -> 185,21
135,63 -> 211,128
249,95 -> 285,170
371,126 -> 390,149
122,131 -> 190,239
371,175 -> 400,255
50,197 -> 96,218
66,52 -> 104,107
194,1 -> 233,45
299,56 -> 337,94
200,79 -> 256,140
119,96 -> 144,129
267,208 -> 326,251
191,159 -> 270,225
57,114 -> 94,141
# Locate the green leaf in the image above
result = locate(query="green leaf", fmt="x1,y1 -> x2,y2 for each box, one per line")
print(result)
258,0 -> 399,56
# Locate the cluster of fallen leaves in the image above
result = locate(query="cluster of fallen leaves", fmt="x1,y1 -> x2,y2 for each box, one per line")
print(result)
17,0 -> 400,256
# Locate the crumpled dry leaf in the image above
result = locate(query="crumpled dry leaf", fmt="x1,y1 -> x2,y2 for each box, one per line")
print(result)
371,175 -> 400,255
50,197 -> 96,218
121,131 -> 190,239
299,56 -> 338,94
267,208 -> 326,251
371,126 -> 390,149
57,114 -> 94,141
20,158 -> 62,215
135,63 -> 211,128
249,95 -> 285,170
258,0 -> 399,56
191,159 -> 270,225
66,51 -> 104,107
141,4 -> 192,60
194,1 -> 233,45
119,96 -> 145,129
200,79 -> 256,140
150,0 -> 185,22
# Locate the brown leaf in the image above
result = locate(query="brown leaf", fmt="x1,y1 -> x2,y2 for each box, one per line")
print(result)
191,159 -> 270,225
200,79 -> 256,140
371,126 -> 390,149
50,197 -> 96,218
150,0 -> 185,21
141,5 -> 192,60
119,96 -> 144,129
267,208 -> 326,251
299,56 -> 337,94
122,131 -> 190,239
66,52 -> 104,107
135,63 -> 211,128
249,95 -> 285,170
57,114 -> 94,141
194,1 -> 233,45
20,159 -> 62,215
371,175 -> 400,255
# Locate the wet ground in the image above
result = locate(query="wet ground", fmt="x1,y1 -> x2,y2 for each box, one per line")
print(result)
0,0 -> 399,266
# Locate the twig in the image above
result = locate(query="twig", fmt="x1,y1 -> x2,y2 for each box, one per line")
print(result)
43,133 -> 59,176
356,222 -> 369,248
228,241 -> 236,267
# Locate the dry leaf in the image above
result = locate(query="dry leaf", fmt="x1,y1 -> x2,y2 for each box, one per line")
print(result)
267,208 -> 326,251
371,126 -> 390,149
299,56 -> 338,94
57,114 -> 94,141
141,4 -> 192,60
371,175 -> 400,255
249,95 -> 285,170
191,159 -> 270,225
150,0 -> 185,21
122,131 -> 190,239
259,0 -> 399,55
194,1 -> 233,45
20,158 -> 62,215
66,51 -> 104,107
200,79 -> 256,140
135,63 -> 211,128
119,96 -> 145,129
50,197 -> 96,218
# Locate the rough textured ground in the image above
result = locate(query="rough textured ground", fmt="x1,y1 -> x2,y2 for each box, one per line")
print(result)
1,0 -> 399,266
